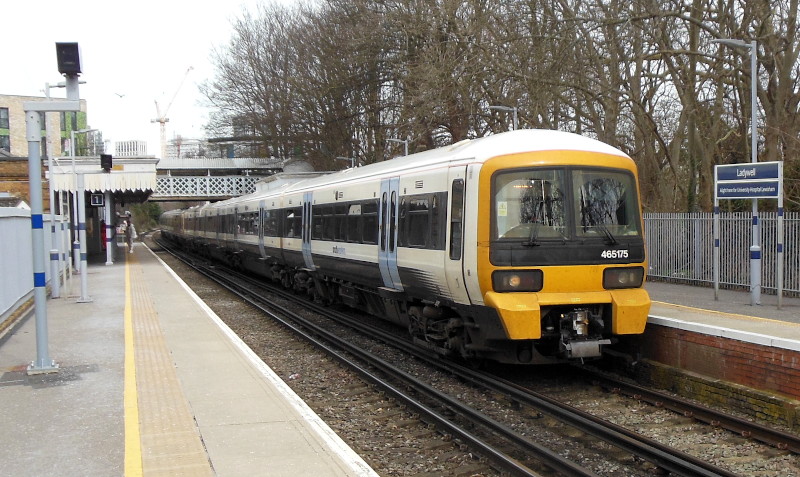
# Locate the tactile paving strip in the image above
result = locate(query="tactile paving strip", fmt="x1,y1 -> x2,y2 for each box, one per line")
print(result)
128,253 -> 214,476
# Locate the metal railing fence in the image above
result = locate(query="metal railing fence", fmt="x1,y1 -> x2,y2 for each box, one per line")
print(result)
645,212 -> 799,296
152,175 -> 260,198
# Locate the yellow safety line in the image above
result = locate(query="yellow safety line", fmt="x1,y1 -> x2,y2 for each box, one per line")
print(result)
652,300 -> 800,327
124,257 -> 143,476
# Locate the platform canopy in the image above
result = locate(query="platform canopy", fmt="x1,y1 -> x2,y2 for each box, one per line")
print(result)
48,156 -> 159,193
47,156 -> 159,205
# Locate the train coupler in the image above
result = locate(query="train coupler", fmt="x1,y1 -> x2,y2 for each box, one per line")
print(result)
560,308 -> 609,358
563,339 -> 612,358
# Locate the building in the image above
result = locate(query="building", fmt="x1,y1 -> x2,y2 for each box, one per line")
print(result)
166,136 -> 207,159
0,94 -> 90,158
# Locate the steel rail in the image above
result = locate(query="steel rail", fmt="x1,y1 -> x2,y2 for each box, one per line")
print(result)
579,369 -> 800,454
316,306 -> 740,477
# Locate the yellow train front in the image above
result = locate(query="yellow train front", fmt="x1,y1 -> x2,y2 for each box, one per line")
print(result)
448,135 -> 651,364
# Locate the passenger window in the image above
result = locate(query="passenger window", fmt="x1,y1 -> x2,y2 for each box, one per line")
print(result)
322,206 -> 335,240
362,200 -> 378,244
347,204 -> 362,243
312,205 -> 323,240
334,204 -> 347,241
406,198 -> 429,248
284,208 -> 301,238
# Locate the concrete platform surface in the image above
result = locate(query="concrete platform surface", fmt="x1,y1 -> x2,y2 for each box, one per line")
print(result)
645,280 -> 800,348
0,243 -> 377,477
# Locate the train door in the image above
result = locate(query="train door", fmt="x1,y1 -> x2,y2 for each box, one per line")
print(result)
258,200 -> 267,259
214,210 -> 220,244
379,177 -> 403,290
233,207 -> 239,245
445,166 -> 472,304
301,192 -> 316,270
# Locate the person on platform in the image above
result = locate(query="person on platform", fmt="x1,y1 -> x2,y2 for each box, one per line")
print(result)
125,218 -> 137,253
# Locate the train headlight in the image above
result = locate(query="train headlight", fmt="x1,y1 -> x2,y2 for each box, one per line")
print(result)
603,267 -> 644,289
492,270 -> 543,292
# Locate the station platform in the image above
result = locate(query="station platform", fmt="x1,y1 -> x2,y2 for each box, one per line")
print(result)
0,243 -> 378,477
645,280 -> 800,346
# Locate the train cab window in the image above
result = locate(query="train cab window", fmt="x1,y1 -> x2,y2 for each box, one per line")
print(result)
494,169 -> 567,241
450,179 -> 464,260
572,170 -> 641,237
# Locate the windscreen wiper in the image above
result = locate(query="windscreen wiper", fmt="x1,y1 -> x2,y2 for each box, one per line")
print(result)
597,223 -> 618,246
523,222 -> 541,247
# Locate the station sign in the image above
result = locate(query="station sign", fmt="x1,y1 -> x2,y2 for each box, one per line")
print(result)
90,193 -> 104,207
712,160 -> 785,309
715,162 -> 782,199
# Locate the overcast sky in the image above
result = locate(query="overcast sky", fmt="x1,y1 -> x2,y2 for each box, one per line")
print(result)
4,0 -> 291,156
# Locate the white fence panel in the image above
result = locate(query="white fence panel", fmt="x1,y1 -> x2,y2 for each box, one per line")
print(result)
0,209 -> 59,324
645,212 -> 799,296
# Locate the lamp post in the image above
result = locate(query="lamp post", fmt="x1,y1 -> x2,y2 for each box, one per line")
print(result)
387,138 -> 409,156
69,128 -> 97,273
712,38 -> 760,305
24,41 -> 84,374
489,105 -> 518,131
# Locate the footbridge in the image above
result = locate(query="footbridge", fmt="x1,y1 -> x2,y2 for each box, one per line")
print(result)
151,157 -> 285,201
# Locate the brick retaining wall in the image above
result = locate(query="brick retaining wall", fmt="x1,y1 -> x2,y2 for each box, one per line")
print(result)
614,325 -> 800,431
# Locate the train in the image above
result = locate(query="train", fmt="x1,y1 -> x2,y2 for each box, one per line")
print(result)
160,129 -> 651,365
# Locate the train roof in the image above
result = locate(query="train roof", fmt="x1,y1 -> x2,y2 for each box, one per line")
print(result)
282,129 -> 629,194
196,129 -> 631,211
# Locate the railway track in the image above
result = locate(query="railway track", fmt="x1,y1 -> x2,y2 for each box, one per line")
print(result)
153,236 -> 797,476
575,369 -> 800,454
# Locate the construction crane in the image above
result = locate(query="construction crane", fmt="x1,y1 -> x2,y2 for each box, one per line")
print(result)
152,66 -> 193,158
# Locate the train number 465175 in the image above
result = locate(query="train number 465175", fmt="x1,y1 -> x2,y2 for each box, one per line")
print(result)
601,249 -> 629,259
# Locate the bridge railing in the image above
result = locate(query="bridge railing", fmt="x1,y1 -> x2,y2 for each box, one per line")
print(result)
645,212 -> 799,296
152,175 -> 260,198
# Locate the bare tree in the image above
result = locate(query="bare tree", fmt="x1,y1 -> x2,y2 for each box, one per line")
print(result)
201,0 -> 800,211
